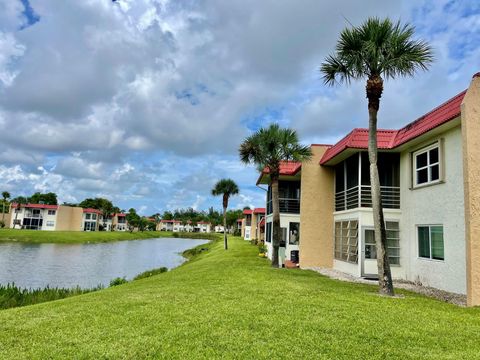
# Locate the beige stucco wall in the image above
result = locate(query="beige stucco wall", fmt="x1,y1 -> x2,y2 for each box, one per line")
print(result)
56,206 -> 83,231
299,145 -> 335,268
0,212 -> 11,228
462,74 -> 480,306
251,214 -> 258,240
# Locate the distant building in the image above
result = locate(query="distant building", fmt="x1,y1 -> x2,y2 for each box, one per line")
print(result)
240,208 -> 265,241
9,204 -> 128,232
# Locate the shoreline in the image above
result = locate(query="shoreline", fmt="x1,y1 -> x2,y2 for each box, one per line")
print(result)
0,236 -> 217,310
0,229 -> 218,244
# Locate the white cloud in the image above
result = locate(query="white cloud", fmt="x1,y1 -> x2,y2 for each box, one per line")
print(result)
0,0 -> 477,214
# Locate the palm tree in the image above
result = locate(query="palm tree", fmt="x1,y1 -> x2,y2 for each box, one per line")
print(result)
211,179 -> 239,250
1,191 -> 10,225
321,17 -> 433,296
239,124 -> 312,268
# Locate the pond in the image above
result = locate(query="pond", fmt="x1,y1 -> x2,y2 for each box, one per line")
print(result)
0,238 -> 209,289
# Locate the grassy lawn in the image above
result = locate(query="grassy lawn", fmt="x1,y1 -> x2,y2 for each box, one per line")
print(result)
0,237 -> 479,359
0,229 -> 216,244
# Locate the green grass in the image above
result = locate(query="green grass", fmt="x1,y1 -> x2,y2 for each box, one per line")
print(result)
0,237 -> 479,359
0,229 -> 217,244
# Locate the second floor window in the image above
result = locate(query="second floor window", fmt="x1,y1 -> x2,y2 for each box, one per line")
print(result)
413,143 -> 440,187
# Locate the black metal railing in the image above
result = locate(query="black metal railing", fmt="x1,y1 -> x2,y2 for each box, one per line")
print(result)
335,185 -> 400,211
267,198 -> 301,215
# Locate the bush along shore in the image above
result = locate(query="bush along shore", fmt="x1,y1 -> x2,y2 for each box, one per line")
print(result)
1,267 -> 172,310
0,283 -> 102,310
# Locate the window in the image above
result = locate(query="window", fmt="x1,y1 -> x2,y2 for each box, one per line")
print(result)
48,210 -> 56,216
289,222 -> 300,245
85,213 -> 91,220
418,225 -> 444,260
92,214 -> 97,220
84,221 -> 96,231
364,222 -> 400,265
334,220 -> 358,263
46,221 -> 54,227
414,144 -> 440,187
266,222 -> 272,243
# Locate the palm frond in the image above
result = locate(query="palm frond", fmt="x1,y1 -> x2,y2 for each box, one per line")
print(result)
212,179 -> 239,197
321,17 -> 433,82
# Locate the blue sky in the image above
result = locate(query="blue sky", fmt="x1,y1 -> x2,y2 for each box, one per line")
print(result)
0,0 -> 478,215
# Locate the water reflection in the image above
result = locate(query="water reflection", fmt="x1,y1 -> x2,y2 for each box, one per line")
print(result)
0,238 -> 208,289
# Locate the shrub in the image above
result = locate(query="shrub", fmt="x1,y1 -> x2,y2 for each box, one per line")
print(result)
258,244 -> 267,254
0,220 -> 4,228
0,283 -> 102,310
133,267 -> 168,281
109,277 -> 128,287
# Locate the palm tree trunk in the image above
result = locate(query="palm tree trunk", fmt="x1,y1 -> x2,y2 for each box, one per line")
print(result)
223,194 -> 228,250
271,175 -> 280,268
367,75 -> 394,296
223,206 -> 228,250
2,201 -> 5,224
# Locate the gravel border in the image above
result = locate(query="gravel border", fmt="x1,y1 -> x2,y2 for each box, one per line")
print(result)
306,266 -> 467,307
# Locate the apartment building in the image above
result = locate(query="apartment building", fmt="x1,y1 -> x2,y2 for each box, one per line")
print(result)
9,204 -> 129,232
10,204 -> 84,231
112,213 -> 127,231
158,219 -> 212,232
240,208 -> 266,241
257,73 -> 480,306
81,208 -> 103,231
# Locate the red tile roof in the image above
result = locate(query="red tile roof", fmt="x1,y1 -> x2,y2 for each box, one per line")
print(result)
253,208 -> 266,214
320,88 -> 467,164
256,161 -> 302,185
393,89 -> 466,147
262,161 -> 302,176
11,203 -> 59,210
243,209 -> 253,215
83,208 -> 103,215
161,219 -> 181,223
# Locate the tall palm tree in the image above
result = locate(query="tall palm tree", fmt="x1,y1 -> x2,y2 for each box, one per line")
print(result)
239,124 -> 312,268
211,179 -> 239,250
321,17 -> 433,295
2,191 -> 10,225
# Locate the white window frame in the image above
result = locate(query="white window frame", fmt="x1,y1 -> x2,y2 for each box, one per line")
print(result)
334,219 -> 359,264
46,220 -> 55,227
413,142 -> 441,188
48,210 -> 56,216
417,224 -> 445,261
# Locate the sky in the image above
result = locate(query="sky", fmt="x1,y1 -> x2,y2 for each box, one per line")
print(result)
0,0 -> 478,215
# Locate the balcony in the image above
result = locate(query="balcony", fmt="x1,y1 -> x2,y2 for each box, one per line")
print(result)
267,198 -> 301,215
24,214 -> 43,219
335,185 -> 400,212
